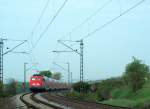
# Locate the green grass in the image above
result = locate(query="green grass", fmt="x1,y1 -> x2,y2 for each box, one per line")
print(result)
102,99 -> 138,108
111,86 -> 132,99
102,97 -> 150,108
102,80 -> 150,108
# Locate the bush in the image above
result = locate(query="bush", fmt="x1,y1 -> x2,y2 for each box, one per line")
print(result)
97,77 -> 124,100
73,82 -> 91,93
111,86 -> 133,99
124,57 -> 149,92
4,78 -> 17,95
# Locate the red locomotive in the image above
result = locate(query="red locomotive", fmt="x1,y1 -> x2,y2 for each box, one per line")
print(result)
29,74 -> 69,92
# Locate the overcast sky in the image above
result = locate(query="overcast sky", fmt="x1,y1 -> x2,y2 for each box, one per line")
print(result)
0,0 -> 150,83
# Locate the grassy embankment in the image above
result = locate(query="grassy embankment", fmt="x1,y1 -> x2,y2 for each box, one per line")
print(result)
67,80 -> 150,108
102,80 -> 150,108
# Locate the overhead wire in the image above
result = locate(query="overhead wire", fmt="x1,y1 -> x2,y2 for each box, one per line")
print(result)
32,0 -> 68,51
31,0 -> 51,35
26,0 -> 51,61
30,0 -> 51,47
55,0 -> 113,52
26,40 -> 39,74
5,39 -> 27,42
50,0 -> 145,81
81,0 -> 146,40
59,0 -> 113,40
3,40 -> 27,55
54,0 -> 146,62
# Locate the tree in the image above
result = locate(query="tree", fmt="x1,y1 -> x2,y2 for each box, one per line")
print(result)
5,78 -> 17,95
124,57 -> 149,92
73,82 -> 91,93
52,72 -> 62,80
39,70 -> 52,78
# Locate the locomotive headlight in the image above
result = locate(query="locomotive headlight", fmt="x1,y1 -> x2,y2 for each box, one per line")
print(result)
32,83 -> 40,86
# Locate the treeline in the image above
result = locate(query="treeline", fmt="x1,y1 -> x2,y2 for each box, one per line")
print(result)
39,71 -> 62,80
0,78 -> 17,97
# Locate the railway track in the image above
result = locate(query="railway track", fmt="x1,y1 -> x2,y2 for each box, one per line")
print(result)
20,92 -> 134,109
42,93 -> 134,109
20,93 -> 38,109
20,93 -> 63,109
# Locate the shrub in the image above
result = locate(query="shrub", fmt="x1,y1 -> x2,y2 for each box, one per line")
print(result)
124,57 -> 149,92
73,82 -> 91,93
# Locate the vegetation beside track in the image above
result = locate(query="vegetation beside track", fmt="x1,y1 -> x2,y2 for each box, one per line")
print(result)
101,81 -> 150,108
67,80 -> 150,108
67,57 -> 150,109
0,80 -> 29,97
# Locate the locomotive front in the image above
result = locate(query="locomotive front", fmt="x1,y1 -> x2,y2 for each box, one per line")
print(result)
29,74 -> 46,91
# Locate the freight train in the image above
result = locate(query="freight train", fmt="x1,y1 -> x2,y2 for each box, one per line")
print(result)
29,74 -> 69,92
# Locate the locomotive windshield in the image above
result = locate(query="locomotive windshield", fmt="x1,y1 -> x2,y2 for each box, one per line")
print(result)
31,77 -> 43,81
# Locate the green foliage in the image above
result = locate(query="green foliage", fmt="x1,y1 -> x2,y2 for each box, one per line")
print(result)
4,78 -> 17,95
66,57 -> 150,108
101,57 -> 150,108
102,99 -> 138,108
102,80 -> 150,108
68,80 -> 150,108
39,70 -> 52,78
124,57 -> 149,92
0,82 -> 3,93
0,78 -> 18,97
111,86 -> 132,99
97,77 -> 124,100
73,82 -> 91,93
52,72 -> 62,80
